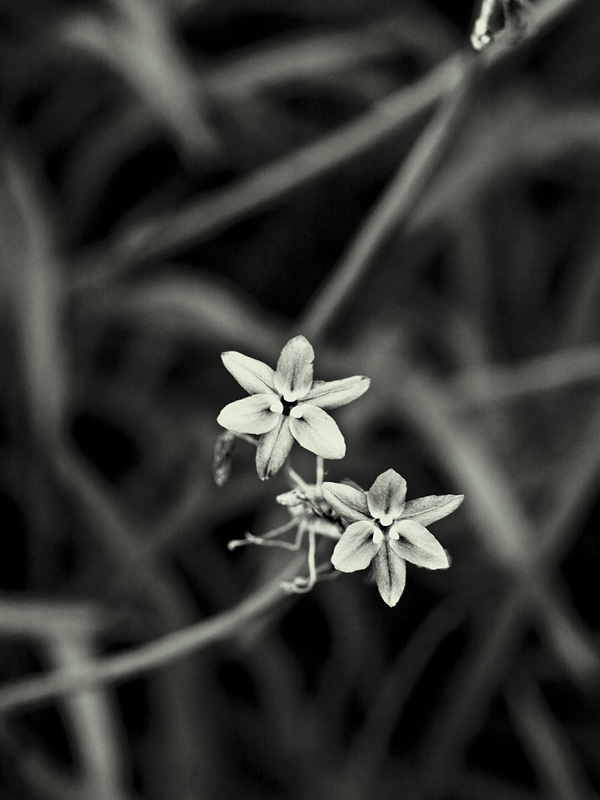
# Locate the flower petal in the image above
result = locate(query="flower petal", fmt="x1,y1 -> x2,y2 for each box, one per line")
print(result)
402,494 -> 464,526
331,520 -> 380,572
221,351 -> 276,395
255,416 -> 294,480
217,394 -> 281,434
274,335 -> 314,402
367,469 -> 407,525
289,405 -> 345,459
303,376 -> 370,409
390,520 -> 449,570
372,545 -> 406,607
322,482 -> 370,522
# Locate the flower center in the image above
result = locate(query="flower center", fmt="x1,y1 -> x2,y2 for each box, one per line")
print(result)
270,397 -> 304,417
373,519 -> 400,543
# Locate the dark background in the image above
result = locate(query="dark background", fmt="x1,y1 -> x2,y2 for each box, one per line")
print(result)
0,1 -> 599,799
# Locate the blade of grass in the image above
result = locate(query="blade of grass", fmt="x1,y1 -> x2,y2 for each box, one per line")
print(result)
450,345 -> 600,408
0,551 -> 305,716
74,54 -> 464,288
298,53 -> 476,341
60,0 -> 218,161
0,154 -> 67,444
343,599 -> 467,795
506,669 -> 596,800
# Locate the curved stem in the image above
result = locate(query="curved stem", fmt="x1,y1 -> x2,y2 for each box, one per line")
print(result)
298,53 -> 474,342
0,554 -> 305,717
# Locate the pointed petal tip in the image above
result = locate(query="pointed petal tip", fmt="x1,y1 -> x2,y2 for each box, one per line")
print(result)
322,481 -> 369,521
331,520 -> 379,572
390,520 -> 450,570
221,350 -> 277,394
288,334 -> 312,347
367,469 -> 407,521
255,416 -> 294,481
217,395 -> 279,434
304,374 -> 371,409
401,493 -> 464,526
289,406 -> 346,459
274,336 -> 315,401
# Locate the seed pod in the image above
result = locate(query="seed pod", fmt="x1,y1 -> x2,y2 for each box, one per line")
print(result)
213,431 -> 236,487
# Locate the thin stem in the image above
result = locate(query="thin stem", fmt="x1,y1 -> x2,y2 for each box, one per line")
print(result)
506,669 -> 593,800
227,517 -> 299,549
75,57 -> 461,288
297,54 -> 475,342
345,599 -> 466,792
0,554 -> 306,716
235,432 -> 259,446
70,0 -> 578,289
450,345 -> 600,408
316,456 -> 325,488
281,528 -> 319,594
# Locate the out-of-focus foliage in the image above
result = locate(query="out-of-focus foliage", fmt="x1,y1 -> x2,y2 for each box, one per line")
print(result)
0,1 -> 599,799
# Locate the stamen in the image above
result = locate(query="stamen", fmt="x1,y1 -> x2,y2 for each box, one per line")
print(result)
269,399 -> 284,414
290,405 -> 304,419
372,527 -> 384,544
379,512 -> 394,527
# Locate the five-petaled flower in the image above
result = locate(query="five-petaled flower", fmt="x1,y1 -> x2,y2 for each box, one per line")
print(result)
217,335 -> 370,480
322,470 -> 463,607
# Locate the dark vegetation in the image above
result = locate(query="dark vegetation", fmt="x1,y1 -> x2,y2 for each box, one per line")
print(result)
0,1 -> 599,799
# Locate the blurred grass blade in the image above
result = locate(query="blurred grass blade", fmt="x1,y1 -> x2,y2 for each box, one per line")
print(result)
507,671 -> 594,800
60,0 -> 218,161
82,272 -> 282,353
0,155 -> 67,443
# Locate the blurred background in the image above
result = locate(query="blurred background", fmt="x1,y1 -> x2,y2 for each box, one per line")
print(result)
0,0 -> 599,798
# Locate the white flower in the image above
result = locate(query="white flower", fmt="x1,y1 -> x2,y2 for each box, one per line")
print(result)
323,469 -> 463,607
217,335 -> 370,479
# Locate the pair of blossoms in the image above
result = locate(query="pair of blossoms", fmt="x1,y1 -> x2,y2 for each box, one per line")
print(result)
217,335 -> 463,606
